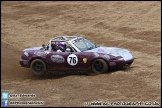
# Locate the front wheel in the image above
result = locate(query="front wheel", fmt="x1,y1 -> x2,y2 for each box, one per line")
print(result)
92,59 -> 108,74
30,59 -> 46,76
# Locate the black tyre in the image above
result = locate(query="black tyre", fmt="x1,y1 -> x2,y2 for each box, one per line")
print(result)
30,59 -> 46,76
92,59 -> 108,74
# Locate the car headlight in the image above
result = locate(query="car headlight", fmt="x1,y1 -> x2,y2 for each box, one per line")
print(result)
24,51 -> 29,57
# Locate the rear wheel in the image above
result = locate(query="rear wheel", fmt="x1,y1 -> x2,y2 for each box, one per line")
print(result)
30,59 -> 46,76
92,59 -> 108,74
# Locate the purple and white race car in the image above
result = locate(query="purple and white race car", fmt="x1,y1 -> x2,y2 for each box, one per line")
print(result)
19,36 -> 134,76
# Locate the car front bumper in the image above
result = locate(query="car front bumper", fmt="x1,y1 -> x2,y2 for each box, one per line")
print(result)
19,59 -> 30,68
109,58 -> 134,69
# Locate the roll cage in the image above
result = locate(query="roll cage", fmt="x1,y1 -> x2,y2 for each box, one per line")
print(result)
42,36 -> 96,52
47,36 -> 83,52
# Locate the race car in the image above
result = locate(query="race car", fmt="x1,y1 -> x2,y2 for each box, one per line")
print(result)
19,36 -> 134,76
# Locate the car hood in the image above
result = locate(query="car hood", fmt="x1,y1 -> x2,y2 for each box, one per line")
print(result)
85,46 -> 134,61
23,47 -> 42,51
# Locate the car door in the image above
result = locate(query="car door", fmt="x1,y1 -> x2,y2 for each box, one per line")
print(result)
63,52 -> 94,70
45,51 -> 81,70
46,50 -> 94,70
45,51 -> 64,70
59,52 -> 83,70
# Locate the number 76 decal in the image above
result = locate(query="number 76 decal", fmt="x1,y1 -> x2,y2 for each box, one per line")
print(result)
67,54 -> 78,66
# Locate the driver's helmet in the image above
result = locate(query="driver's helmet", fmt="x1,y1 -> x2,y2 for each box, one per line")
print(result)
58,42 -> 66,50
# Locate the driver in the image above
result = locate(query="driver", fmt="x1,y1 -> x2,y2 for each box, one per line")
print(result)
58,42 -> 66,52
57,42 -> 73,52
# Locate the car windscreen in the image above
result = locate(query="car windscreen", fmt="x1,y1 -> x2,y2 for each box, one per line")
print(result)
73,38 -> 96,51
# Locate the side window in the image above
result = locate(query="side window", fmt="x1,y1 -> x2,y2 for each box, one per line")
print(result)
51,41 -> 68,52
50,41 -> 77,52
